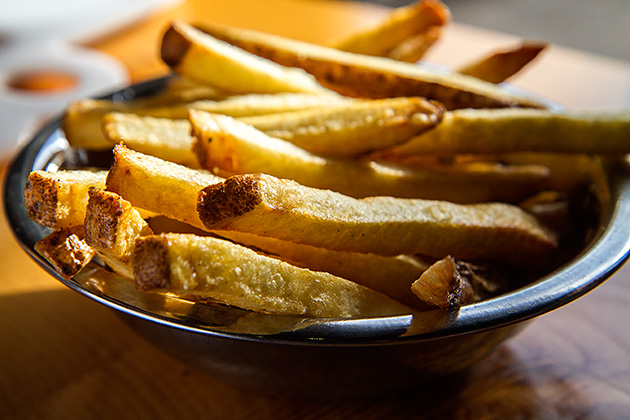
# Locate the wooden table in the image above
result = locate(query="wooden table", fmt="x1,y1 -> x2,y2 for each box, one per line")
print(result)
2,1 -> 630,418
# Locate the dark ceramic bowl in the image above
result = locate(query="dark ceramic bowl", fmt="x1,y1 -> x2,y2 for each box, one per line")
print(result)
5,77 -> 630,397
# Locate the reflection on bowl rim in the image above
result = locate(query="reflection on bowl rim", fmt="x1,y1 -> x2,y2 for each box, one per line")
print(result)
5,76 -> 630,344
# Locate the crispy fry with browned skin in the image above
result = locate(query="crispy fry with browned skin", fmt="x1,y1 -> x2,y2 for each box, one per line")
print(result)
134,233 -> 411,318
196,173 -> 558,265
183,21 -> 545,109
190,110 -> 547,202
106,144 -> 223,228
332,0 -> 450,58
161,21 -> 334,96
410,256 -> 501,308
24,170 -> 107,229
458,42 -> 547,84
84,188 -> 153,279
238,97 -> 444,157
380,108 -> 630,158
34,226 -> 95,279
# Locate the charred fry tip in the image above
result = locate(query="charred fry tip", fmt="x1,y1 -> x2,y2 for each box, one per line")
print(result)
197,174 -> 263,229
161,23 -> 193,68
24,172 -> 59,228
134,235 -> 172,291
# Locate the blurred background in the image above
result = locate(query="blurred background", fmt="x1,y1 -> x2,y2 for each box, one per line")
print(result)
361,0 -> 630,61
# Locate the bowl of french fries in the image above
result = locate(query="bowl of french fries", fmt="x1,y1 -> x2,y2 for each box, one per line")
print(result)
6,1 -> 630,396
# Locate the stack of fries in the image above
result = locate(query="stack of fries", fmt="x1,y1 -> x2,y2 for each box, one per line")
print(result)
23,1 -> 629,319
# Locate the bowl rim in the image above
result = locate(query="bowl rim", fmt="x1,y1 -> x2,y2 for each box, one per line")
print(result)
5,76 -> 630,345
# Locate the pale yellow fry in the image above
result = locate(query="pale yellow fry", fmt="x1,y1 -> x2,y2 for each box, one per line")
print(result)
190,110 -> 547,203
191,93 -> 352,117
106,144 -> 223,229
332,0 -> 450,57
161,21 -> 334,96
196,173 -> 558,265
239,97 -> 444,157
104,113 -> 199,167
134,233 -> 411,318
458,42 -> 547,84
382,108 -> 630,157
387,26 -> 442,63
194,21 -> 545,110
34,227 -> 95,280
24,170 -> 107,229
225,231 -> 430,309
64,99 -> 192,150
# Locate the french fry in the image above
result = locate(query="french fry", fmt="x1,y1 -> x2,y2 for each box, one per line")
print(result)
161,21 -> 335,96
238,97 -> 444,157
379,108 -> 630,157
190,110 -> 547,202
106,144 -> 223,229
196,173 -> 558,264
84,188 -> 153,279
134,233 -> 411,318
24,170 -> 107,229
387,26 -> 442,63
34,226 -> 95,280
189,21 -> 545,109
104,113 -> 199,167
410,256 -> 501,308
332,0 -> 450,58
458,42 -> 547,84
63,99 -> 193,150
223,231 -> 430,309
191,92 -> 352,117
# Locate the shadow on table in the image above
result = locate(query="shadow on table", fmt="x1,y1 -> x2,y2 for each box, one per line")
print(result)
0,288 -> 612,419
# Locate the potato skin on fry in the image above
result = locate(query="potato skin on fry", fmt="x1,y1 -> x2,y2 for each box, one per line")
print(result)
195,21 -> 544,110
24,170 -> 107,229
34,227 -> 94,279
84,187 -> 153,279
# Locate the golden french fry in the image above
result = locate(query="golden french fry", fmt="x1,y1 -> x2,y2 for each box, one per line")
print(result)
84,188 -> 153,279
193,21 -> 545,109
332,0 -> 450,58
161,21 -> 334,96
134,233 -> 411,318
238,97 -> 444,157
387,26 -> 442,62
103,113 -> 199,167
190,110 -> 547,202
458,42 -> 547,84
23,170 -> 107,229
34,226 -> 95,280
381,108 -> 630,157
196,173 -> 558,264
106,144 -> 223,229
